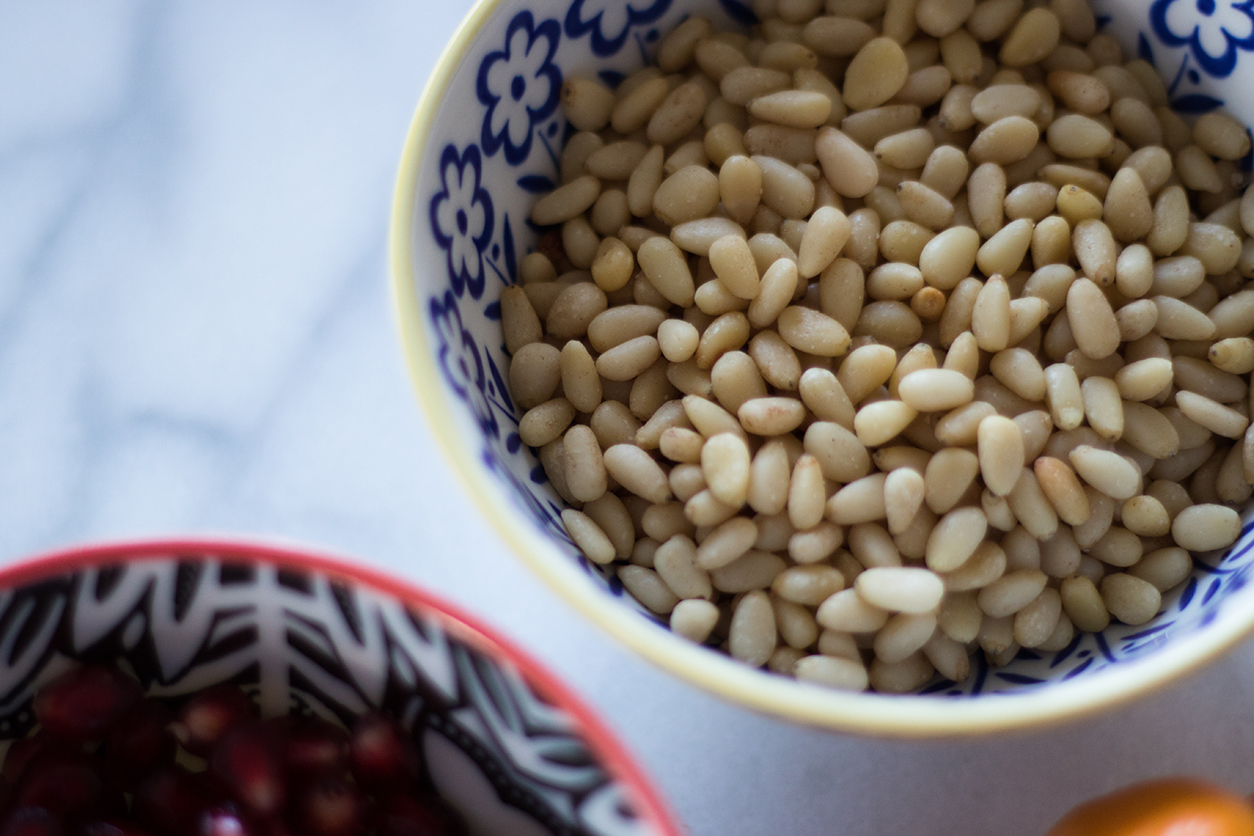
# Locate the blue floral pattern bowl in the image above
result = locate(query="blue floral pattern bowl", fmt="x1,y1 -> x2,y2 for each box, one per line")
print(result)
392,0 -> 1254,735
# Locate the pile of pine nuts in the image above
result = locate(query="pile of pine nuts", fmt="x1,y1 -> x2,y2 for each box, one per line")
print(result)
502,0 -> 1254,693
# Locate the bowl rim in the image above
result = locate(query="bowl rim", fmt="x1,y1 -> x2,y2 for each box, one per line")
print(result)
387,0 -> 1254,737
0,536 -> 684,836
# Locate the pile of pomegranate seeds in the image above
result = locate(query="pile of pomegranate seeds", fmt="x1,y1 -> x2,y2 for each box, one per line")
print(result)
1,666 -> 466,836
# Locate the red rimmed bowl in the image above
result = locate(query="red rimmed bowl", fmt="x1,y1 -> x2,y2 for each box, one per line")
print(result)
0,538 -> 680,836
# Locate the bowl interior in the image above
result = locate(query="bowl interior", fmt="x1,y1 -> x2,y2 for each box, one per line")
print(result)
393,0 -> 1254,733
0,543 -> 673,836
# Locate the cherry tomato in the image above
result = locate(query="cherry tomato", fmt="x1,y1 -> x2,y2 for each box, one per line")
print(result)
1048,778 -> 1254,836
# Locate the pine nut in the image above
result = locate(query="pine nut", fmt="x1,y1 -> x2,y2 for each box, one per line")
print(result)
797,206 -> 851,278
827,473 -> 889,524
1033,461 -> 1093,526
1100,573 -> 1161,625
511,1 -> 1254,691
1176,390 -> 1249,439
919,226 -> 980,290
844,37 -> 910,111
899,368 -> 975,412
856,566 -> 945,613
1080,376 -> 1123,441
816,128 -> 879,199
999,8 -> 1060,66
855,400 -> 918,446
795,655 -> 870,690
562,509 -> 618,565
729,590 -> 777,666
882,467 -> 925,536
976,220 -> 1034,279
978,415 -> 1025,496
1007,467 -> 1059,540
971,116 -> 1041,165
1014,588 -> 1062,648
1121,401 -> 1180,459
1066,277 -> 1120,359
972,274 -> 1012,352
978,568 -> 1048,617
671,598 -> 719,643
1172,503 -> 1242,551
1128,547 -> 1192,591
748,258 -> 800,328
817,588 -> 890,631
1069,445 -> 1141,500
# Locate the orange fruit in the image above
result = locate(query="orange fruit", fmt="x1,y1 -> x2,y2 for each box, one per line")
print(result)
1047,778 -> 1254,836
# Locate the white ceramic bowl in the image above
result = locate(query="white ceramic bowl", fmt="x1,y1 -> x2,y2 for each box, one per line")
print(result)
391,0 -> 1254,735
0,539 -> 681,836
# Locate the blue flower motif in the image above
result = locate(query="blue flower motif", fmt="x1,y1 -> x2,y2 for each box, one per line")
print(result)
477,12 -> 562,165
1151,0 -> 1254,76
429,291 -> 497,437
430,144 -> 494,300
564,0 -> 672,56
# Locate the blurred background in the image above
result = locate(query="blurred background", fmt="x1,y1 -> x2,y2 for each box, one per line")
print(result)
6,2 -> 1254,833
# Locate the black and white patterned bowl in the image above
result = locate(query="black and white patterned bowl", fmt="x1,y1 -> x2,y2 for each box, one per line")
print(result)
391,0 -> 1254,735
0,539 -> 680,836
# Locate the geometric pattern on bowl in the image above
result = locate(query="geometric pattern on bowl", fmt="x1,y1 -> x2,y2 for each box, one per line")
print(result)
406,0 -> 1254,701
0,550 -> 666,836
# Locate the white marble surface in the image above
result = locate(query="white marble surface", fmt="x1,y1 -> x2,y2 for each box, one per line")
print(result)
7,2 -> 1254,834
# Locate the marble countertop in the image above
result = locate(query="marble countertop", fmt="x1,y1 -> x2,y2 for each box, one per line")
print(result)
7,2 -> 1254,834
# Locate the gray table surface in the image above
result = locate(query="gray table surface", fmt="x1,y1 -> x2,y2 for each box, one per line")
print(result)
6,2 -> 1254,833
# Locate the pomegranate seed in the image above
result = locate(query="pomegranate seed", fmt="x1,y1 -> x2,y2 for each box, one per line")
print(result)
172,687 -> 254,757
33,667 -> 142,741
133,768 -> 215,836
348,715 -> 419,789
14,753 -> 103,820
2,734 -> 72,785
104,701 -> 176,785
294,779 -> 363,836
256,816 -> 295,836
198,806 -> 252,836
377,794 -> 466,836
3,739 -> 42,786
209,725 -> 284,817
83,820 -> 156,836
275,718 -> 348,778
6,673 -> 470,836
1,808 -> 63,836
